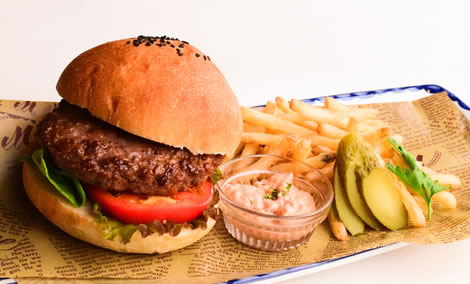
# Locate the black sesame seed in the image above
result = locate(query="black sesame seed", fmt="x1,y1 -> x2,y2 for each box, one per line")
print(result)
178,53 -> 183,56
203,55 -> 207,60
178,43 -> 184,48
146,42 -> 151,46
133,40 -> 140,47
182,41 -> 189,44
126,41 -> 130,44
170,44 -> 175,48
207,56 -> 211,61
195,53 -> 200,57
138,35 -> 144,40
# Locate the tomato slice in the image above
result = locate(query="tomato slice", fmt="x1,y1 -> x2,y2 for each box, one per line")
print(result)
86,180 -> 213,224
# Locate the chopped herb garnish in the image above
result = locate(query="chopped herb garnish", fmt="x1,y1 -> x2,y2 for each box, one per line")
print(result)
264,188 -> 280,200
385,137 -> 449,219
280,183 -> 293,196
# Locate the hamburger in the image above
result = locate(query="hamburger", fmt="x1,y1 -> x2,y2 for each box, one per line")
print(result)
22,35 -> 243,254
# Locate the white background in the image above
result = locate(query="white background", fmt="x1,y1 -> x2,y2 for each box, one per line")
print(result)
1,1 -> 470,283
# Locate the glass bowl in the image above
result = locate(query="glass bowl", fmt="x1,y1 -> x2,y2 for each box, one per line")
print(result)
215,154 -> 334,251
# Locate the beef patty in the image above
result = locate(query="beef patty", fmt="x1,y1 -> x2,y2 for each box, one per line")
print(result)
36,100 -> 223,196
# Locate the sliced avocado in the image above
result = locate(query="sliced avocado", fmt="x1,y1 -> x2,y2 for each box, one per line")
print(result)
362,168 -> 408,230
336,134 -> 382,230
334,164 -> 364,236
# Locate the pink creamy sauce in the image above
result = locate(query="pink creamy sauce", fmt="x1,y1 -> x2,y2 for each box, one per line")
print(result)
224,173 -> 316,216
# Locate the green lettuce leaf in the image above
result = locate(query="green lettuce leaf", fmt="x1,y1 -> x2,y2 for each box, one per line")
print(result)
31,148 -> 86,207
210,168 -> 224,185
92,203 -> 138,244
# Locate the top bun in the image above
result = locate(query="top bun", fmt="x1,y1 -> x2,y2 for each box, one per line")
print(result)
56,36 -> 242,155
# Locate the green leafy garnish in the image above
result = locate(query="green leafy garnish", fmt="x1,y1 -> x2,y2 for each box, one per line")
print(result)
264,188 -> 280,200
210,168 -> 224,185
31,148 -> 86,207
93,203 -> 138,244
385,138 -> 449,219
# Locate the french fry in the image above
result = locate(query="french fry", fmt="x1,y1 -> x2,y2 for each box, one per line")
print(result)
226,142 -> 260,175
319,161 -> 335,180
420,166 -> 462,189
240,141 -> 259,157
269,162 -> 311,174
349,107 -> 379,121
241,132 -> 283,146
362,125 -> 392,145
243,136 -> 294,173
362,119 -> 387,128
241,107 -> 315,137
276,112 -> 319,132
301,120 -> 319,131
434,191 -> 457,209
305,152 -> 336,169
328,205 -> 349,241
292,138 -> 311,162
224,142 -> 245,163
389,174 -> 426,227
243,122 -> 266,133
264,100 -> 283,115
311,145 -> 334,155
346,118 -> 372,134
412,195 -> 430,218
345,118 -> 361,134
324,97 -> 378,120
290,99 -> 350,129
309,135 -> 340,150
318,123 -> 348,139
275,96 -> 295,114
324,97 -> 350,113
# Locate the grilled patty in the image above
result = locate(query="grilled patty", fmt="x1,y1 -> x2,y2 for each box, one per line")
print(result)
36,101 -> 223,196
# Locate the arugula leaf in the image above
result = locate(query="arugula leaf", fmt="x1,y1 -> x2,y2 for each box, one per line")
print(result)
31,148 -> 86,207
92,203 -> 138,244
385,138 -> 449,218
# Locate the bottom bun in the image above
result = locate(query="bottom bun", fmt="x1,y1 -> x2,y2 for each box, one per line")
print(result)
22,162 -> 216,254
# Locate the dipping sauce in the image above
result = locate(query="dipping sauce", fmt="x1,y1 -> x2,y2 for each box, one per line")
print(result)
224,173 -> 316,216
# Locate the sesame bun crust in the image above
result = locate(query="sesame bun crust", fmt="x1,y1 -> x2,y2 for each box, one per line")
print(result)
56,36 -> 242,155
22,162 -> 216,254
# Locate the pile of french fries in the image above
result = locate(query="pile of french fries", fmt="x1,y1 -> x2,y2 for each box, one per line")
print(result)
226,96 -> 461,241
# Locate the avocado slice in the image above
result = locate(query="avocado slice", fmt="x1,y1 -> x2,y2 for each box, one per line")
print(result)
362,168 -> 408,230
334,164 -> 364,236
336,134 -> 382,230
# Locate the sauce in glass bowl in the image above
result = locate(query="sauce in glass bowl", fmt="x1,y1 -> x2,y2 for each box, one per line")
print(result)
224,172 -> 316,216
216,154 -> 334,251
